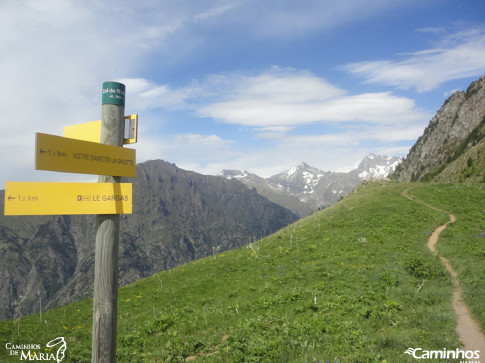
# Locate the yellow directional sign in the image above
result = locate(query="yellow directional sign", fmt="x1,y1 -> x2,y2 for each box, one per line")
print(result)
64,120 -> 100,143
35,133 -> 136,177
63,114 -> 138,144
4,182 -> 132,215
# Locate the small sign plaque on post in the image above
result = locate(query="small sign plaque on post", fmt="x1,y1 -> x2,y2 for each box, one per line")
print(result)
102,81 -> 125,106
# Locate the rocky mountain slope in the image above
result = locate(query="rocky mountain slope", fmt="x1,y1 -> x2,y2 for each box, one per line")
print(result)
0,160 -> 298,320
220,154 -> 401,215
219,170 -> 314,218
392,75 -> 485,182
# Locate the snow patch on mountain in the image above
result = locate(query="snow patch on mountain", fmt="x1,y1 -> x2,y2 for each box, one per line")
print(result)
218,170 -> 249,179
219,154 -> 401,213
356,154 -> 402,180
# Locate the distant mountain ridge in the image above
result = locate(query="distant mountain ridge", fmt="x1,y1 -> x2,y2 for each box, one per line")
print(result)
220,154 -> 401,216
0,160 -> 297,320
392,75 -> 485,182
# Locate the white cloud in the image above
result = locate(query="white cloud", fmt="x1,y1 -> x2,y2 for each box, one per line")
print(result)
416,27 -> 446,35
173,133 -> 232,147
276,122 -> 425,149
361,123 -> 427,142
118,78 -> 198,111
135,127 -> 236,174
443,88 -> 461,98
122,68 -> 431,128
213,0 -> 417,39
193,4 -> 237,22
253,126 -> 292,139
341,27 -> 485,92
196,69 -> 429,126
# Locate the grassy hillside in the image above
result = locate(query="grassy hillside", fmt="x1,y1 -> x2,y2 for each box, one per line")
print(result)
1,182 -> 483,362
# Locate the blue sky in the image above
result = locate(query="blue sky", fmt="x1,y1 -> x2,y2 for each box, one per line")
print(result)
1,0 -> 485,187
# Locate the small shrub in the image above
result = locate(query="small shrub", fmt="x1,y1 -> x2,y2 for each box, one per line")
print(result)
404,255 -> 445,280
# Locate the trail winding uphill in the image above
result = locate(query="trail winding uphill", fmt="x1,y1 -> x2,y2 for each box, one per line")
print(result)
403,188 -> 485,354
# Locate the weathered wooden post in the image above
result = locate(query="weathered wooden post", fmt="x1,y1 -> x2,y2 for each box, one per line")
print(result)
92,81 -> 125,363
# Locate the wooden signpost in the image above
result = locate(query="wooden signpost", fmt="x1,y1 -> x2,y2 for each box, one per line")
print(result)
91,81 -> 127,363
4,81 -> 136,362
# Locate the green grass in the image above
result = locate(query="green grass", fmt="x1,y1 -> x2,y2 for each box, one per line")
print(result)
2,182 -> 483,362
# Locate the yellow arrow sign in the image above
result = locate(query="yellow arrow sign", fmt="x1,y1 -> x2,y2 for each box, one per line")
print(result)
63,114 -> 138,144
4,182 -> 132,215
35,133 -> 136,177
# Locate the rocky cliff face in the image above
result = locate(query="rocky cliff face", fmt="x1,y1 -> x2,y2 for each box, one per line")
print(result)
392,75 -> 485,182
0,160 -> 298,320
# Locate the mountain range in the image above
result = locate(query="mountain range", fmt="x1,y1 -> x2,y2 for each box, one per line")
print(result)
0,160 -> 298,320
0,154 -> 401,320
220,154 -> 401,217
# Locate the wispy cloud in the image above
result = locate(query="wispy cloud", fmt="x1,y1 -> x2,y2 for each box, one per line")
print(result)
253,126 -> 292,139
173,133 -> 232,147
211,0 -> 418,38
122,67 -> 431,137
118,78 -> 199,111
341,27 -> 485,92
194,68 -> 429,126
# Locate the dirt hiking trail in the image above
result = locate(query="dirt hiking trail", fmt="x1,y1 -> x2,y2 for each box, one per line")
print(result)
403,188 -> 485,354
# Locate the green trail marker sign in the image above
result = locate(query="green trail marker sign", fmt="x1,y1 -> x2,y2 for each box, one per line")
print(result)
102,81 -> 125,106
